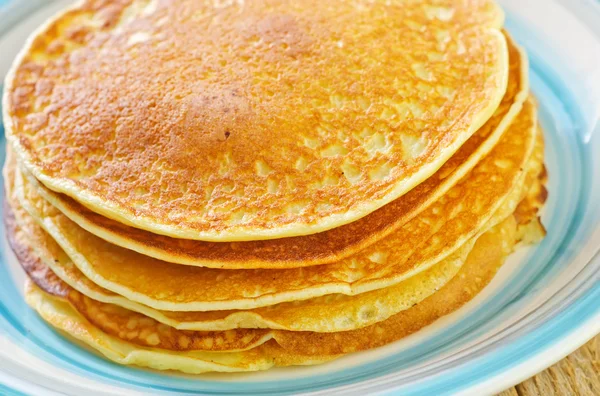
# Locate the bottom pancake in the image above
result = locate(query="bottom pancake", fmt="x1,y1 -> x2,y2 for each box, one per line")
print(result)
18,204 -> 544,371
24,282 -> 337,373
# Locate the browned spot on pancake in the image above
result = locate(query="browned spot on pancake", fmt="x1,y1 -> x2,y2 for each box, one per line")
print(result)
67,290 -> 271,352
4,202 -> 68,298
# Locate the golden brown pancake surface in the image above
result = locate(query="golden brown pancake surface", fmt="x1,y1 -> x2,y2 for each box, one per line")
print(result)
5,0 -> 508,241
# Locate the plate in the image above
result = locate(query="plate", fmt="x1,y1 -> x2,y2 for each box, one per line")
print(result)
0,1 -> 599,395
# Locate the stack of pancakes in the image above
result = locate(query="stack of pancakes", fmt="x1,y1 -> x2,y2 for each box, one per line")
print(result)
2,0 -> 547,373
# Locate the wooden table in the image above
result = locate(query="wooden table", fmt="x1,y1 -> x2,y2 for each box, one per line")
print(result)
498,335 -> 599,395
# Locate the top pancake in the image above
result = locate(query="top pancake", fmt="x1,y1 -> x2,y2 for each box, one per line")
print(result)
4,0 -> 508,241
16,33 -> 526,268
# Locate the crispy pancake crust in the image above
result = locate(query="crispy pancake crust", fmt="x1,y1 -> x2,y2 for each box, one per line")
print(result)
19,34 -> 527,268
5,0 -> 508,241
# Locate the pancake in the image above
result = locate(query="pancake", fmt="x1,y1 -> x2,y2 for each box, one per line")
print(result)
7,149 -> 546,337
4,0 -> 508,241
21,216 -> 516,353
17,34 -> 527,269
515,128 -> 547,246
23,212 -> 532,371
6,199 -> 473,333
273,215 -> 521,356
8,99 -> 537,314
25,282 -> 336,373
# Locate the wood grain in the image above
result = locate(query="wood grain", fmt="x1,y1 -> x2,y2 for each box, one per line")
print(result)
497,335 -> 599,395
